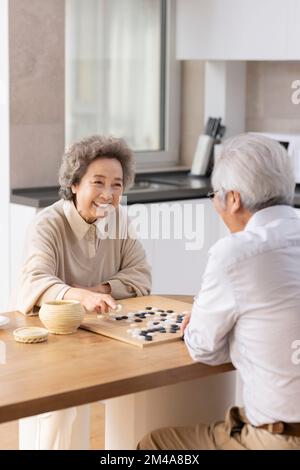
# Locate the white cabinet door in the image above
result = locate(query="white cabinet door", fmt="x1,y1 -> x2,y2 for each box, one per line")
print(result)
176,0 -> 293,60
10,204 -> 38,307
138,198 -> 227,296
127,202 -> 155,276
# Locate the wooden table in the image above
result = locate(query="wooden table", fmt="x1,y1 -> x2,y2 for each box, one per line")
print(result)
0,295 -> 234,448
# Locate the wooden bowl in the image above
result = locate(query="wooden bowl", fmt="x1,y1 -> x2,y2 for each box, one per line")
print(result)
39,300 -> 84,334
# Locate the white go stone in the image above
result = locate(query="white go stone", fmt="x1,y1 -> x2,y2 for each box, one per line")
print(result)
132,328 -> 141,334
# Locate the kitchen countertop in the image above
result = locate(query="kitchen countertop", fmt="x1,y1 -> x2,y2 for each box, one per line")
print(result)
10,171 -> 300,208
11,171 -> 212,208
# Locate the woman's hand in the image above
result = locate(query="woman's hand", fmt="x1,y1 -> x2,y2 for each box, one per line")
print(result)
81,291 -> 116,314
63,287 -> 116,314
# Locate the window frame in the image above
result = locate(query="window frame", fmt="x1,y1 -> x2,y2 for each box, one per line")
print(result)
134,0 -> 181,170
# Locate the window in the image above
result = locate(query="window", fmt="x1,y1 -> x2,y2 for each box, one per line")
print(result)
65,0 -> 180,168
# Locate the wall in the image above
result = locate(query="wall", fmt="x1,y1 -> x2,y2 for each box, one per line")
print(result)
9,0 -> 65,189
180,60 -> 300,167
246,61 -> 300,133
0,0 -> 10,310
9,2 -> 300,181
180,61 -> 205,167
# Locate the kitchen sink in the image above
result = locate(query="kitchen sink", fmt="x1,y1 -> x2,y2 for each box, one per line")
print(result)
130,174 -> 209,191
120,172 -> 211,203
127,180 -> 179,193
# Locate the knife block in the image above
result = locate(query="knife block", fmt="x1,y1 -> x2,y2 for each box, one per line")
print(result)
190,134 -> 214,176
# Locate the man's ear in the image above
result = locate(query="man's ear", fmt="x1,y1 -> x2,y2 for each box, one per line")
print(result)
230,191 -> 242,214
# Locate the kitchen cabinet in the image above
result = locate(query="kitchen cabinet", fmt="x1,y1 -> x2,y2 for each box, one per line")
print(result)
176,0 -> 300,60
287,1 -> 300,59
10,204 -> 38,306
10,198 -> 227,303
137,198 -> 228,295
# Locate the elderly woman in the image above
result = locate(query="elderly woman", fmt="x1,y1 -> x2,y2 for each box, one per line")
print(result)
17,135 -> 151,315
17,135 -> 151,449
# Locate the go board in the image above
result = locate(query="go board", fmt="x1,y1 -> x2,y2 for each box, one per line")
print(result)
80,295 -> 192,348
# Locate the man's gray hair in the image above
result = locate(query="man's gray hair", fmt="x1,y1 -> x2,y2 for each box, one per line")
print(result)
59,135 -> 135,200
212,133 -> 295,212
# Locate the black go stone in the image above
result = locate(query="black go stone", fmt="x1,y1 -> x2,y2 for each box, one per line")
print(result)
145,335 -> 153,341
135,319 -> 142,323
145,306 -> 152,310
166,310 -> 174,313
115,316 -> 123,320
121,316 -> 128,320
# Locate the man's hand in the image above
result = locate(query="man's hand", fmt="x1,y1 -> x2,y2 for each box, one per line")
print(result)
180,311 -> 191,336
63,287 -> 116,314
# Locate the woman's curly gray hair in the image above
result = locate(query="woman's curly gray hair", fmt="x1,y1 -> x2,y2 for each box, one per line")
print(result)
59,135 -> 135,200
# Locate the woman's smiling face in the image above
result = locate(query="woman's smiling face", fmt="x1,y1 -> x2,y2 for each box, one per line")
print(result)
71,157 -> 124,223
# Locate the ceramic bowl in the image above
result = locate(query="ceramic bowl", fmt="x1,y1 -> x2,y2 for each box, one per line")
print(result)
39,300 -> 84,334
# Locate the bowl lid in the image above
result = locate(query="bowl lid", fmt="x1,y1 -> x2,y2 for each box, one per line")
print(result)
13,327 -> 49,343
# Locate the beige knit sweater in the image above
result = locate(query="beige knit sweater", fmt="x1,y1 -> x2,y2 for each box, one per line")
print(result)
17,200 -> 151,314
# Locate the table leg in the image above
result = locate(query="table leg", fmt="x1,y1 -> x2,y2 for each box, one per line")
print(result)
19,404 -> 90,450
105,371 -> 236,450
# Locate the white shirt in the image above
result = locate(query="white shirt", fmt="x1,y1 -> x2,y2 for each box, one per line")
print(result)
185,205 -> 300,425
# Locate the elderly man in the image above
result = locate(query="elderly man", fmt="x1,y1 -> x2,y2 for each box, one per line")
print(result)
138,134 -> 300,450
